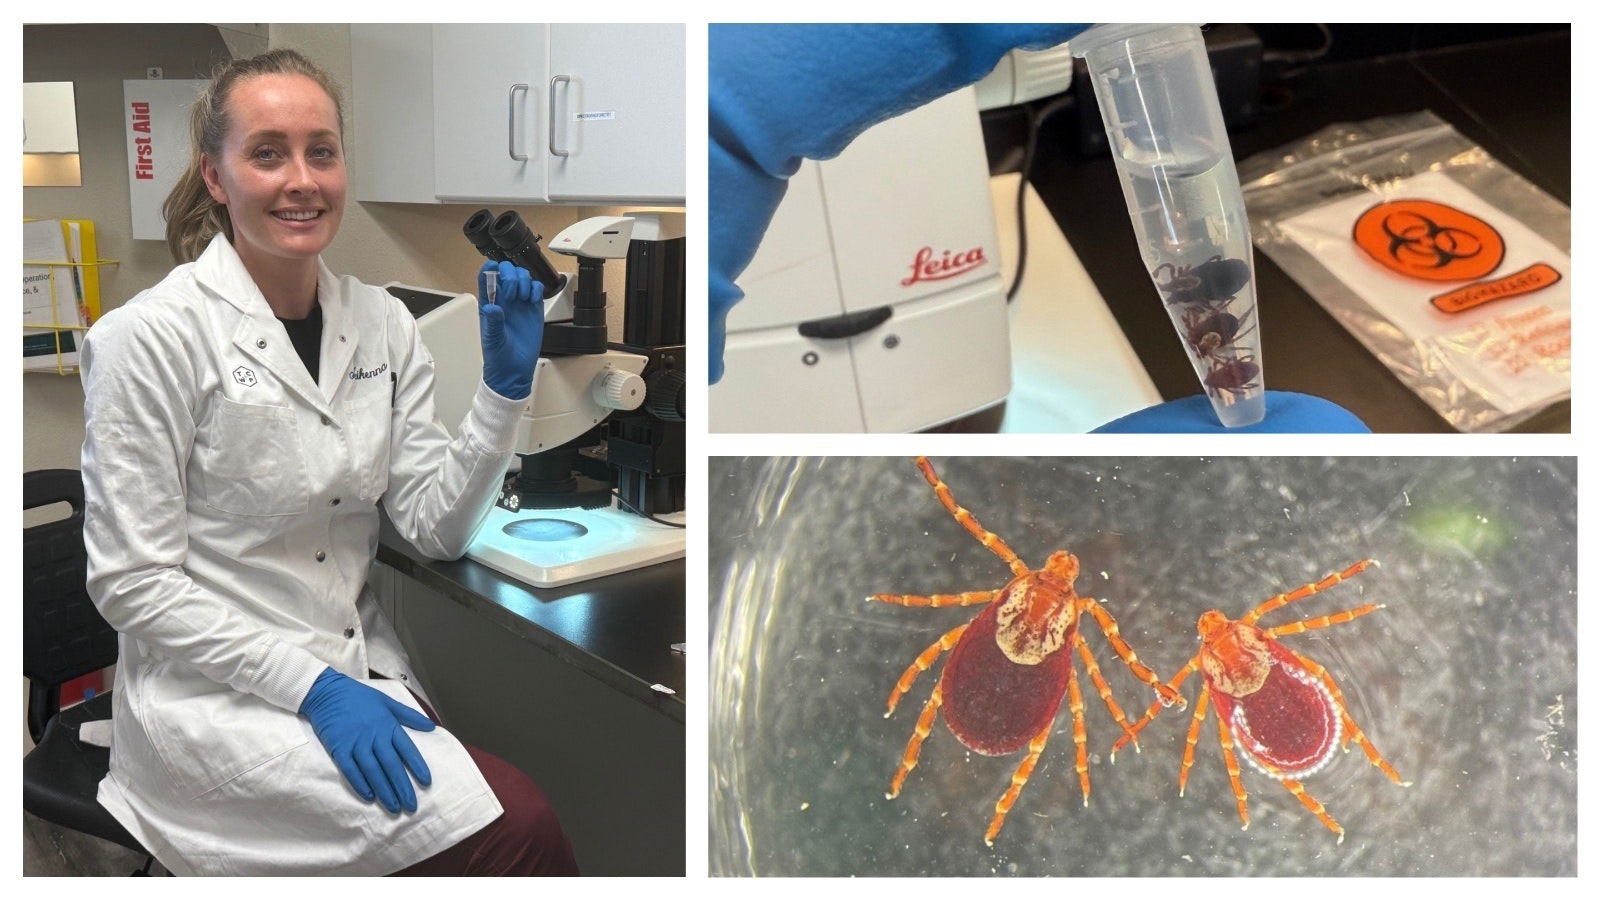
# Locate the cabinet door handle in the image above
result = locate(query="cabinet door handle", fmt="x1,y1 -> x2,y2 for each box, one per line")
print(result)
549,75 -> 571,158
508,83 -> 530,162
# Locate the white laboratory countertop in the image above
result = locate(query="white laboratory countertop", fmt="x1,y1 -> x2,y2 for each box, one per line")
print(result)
988,173 -> 1161,432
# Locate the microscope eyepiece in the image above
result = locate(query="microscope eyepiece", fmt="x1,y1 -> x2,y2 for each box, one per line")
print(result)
462,209 -> 506,262
488,211 -> 565,297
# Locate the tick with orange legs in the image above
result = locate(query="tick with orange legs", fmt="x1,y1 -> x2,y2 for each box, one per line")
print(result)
1113,559 -> 1411,843
869,457 -> 1184,845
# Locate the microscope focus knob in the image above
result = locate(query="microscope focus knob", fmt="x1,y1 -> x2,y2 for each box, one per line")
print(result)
593,369 -> 646,411
645,368 -> 687,421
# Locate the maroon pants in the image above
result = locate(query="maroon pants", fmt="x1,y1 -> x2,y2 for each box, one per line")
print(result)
389,690 -> 579,876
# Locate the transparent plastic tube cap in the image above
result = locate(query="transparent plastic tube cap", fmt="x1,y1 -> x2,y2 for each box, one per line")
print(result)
1072,24 -> 1265,428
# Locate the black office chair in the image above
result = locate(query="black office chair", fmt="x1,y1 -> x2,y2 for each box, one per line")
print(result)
22,469 -> 159,876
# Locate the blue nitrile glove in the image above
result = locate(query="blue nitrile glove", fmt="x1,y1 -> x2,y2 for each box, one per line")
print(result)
709,23 -> 1089,384
298,668 -> 435,814
1092,391 -> 1371,433
478,259 -> 545,400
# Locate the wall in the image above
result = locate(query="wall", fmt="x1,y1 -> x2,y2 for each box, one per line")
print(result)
22,23 -> 670,483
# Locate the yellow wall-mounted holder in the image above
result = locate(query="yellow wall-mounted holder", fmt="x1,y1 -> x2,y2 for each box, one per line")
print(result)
23,218 -> 115,375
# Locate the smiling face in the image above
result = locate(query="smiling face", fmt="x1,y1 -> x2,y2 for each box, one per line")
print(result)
200,72 -> 345,288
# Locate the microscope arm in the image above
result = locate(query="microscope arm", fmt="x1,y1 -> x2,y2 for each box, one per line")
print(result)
513,348 -> 650,454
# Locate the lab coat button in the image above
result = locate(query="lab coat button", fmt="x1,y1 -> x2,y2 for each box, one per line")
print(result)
315,550 -> 327,562
399,674 -> 408,682
320,415 -> 331,426
256,338 -> 267,349
343,627 -> 355,639
329,497 -> 341,507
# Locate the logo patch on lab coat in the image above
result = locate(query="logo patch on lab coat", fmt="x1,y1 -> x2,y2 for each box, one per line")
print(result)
232,366 -> 257,387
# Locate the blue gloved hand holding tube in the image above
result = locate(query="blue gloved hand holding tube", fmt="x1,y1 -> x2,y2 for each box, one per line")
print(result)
1093,392 -> 1370,433
709,24 -> 1372,434
478,260 -> 545,400
298,668 -> 436,814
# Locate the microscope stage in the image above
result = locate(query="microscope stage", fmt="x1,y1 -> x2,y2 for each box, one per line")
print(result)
464,501 -> 686,588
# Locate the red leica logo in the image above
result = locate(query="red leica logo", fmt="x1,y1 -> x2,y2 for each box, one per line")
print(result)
901,245 -> 988,286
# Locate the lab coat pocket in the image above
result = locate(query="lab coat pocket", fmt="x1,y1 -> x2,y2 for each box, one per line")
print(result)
343,393 -> 392,502
139,663 -> 311,800
194,397 -> 310,516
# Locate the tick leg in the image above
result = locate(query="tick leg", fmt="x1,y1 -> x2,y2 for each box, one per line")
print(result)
914,457 -> 1028,577
867,590 -> 999,607
1242,559 -> 1377,625
1214,706 -> 1251,831
1289,650 -> 1410,786
1075,637 -> 1139,749
1280,778 -> 1345,844
985,722 -> 1054,846
1339,712 -> 1409,786
1112,658 -> 1200,760
1066,666 -> 1091,806
888,681 -> 944,799
1081,597 -> 1187,708
1265,601 -> 1385,639
886,623 -> 969,716
1177,687 -> 1211,798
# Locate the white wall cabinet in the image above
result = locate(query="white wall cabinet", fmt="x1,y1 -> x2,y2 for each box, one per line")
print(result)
350,25 -> 438,204
430,25 -> 550,203
544,24 -> 685,204
351,23 -> 684,206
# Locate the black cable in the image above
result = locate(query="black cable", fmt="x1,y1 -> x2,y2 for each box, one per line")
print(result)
1007,94 -> 1075,303
1260,23 -> 1334,81
1261,23 -> 1334,65
613,490 -> 686,528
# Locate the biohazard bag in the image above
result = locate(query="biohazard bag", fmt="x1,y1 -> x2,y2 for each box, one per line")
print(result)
1239,111 -> 1570,432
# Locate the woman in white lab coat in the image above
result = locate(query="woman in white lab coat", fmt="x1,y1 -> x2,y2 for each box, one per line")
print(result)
79,49 -> 577,876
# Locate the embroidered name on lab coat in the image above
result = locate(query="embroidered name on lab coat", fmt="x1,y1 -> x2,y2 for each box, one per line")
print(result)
348,362 -> 388,381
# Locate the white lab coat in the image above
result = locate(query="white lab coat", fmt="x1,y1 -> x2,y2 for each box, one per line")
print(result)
79,235 -> 521,876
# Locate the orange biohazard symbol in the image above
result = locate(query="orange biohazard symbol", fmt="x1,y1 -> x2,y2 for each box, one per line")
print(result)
1352,199 -> 1505,282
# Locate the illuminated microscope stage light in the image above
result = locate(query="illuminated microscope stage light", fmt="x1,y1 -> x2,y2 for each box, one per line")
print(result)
464,501 -> 686,588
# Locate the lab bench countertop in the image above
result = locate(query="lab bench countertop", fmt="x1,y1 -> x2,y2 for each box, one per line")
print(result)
376,513 -> 686,723
1029,28 -> 1570,433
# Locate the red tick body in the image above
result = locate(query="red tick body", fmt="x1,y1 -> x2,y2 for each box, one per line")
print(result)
1114,560 -> 1410,843
871,458 -> 1182,845
940,582 -> 1078,756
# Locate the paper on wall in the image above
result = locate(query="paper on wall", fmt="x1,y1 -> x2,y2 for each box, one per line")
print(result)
23,218 -> 84,372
